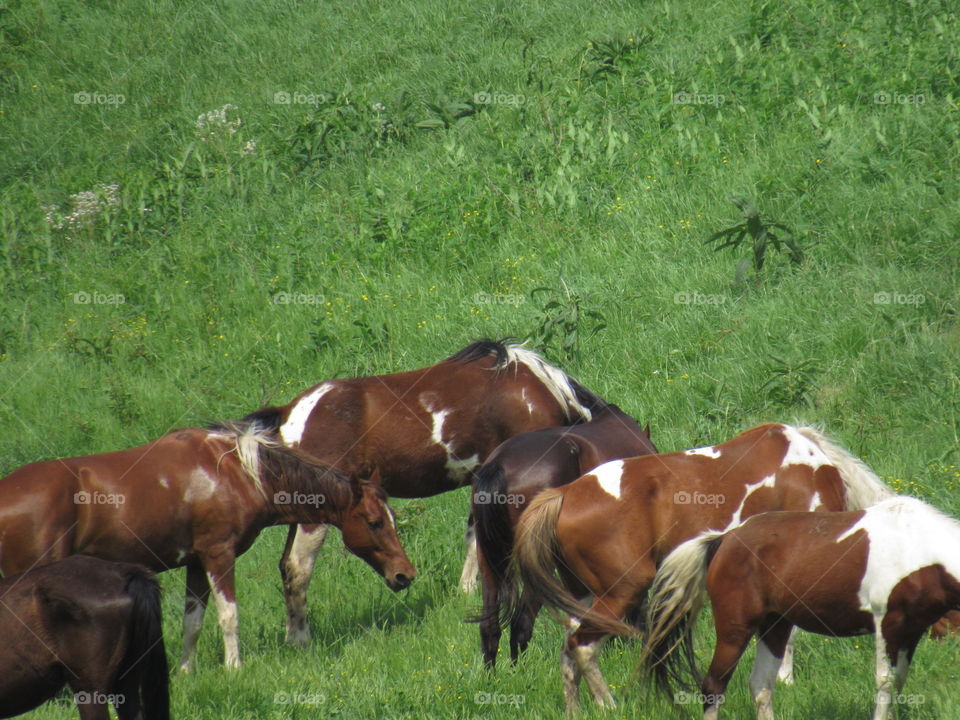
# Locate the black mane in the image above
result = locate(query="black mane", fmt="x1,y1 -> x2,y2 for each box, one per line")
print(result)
446,338 -> 511,365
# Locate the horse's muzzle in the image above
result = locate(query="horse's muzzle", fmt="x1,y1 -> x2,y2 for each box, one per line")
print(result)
388,572 -> 413,592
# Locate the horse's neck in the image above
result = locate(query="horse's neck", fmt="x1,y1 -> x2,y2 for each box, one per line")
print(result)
265,471 -> 342,526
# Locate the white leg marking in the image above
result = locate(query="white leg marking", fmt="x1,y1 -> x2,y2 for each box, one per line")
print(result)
208,576 -> 240,669
777,628 -> 796,684
279,382 -> 335,445
572,637 -> 615,707
284,524 -> 330,646
749,639 -> 782,720
561,639 -> 582,716
458,525 -> 479,593
873,623 -> 895,720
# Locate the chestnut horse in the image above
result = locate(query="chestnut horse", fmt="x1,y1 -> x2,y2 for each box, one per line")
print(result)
642,496 -> 960,720
512,424 -> 893,712
0,423 -> 415,670
471,402 -> 658,668
0,555 -> 168,720
239,339 -> 605,644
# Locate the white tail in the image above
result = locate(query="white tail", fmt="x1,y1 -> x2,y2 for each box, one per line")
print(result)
795,426 -> 894,510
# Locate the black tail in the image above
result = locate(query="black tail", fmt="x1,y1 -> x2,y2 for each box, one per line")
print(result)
238,405 -> 284,434
117,569 -> 170,720
470,461 -> 518,626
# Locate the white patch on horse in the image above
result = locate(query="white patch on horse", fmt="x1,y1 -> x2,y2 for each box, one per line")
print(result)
158,475 -> 171,489
724,474 -> 776,530
184,467 -> 216,502
835,497 -> 960,618
280,382 -> 335,446
521,387 -> 535,416
808,491 -> 823,511
685,445 -> 721,458
591,460 -> 625,500
503,344 -> 592,421
780,425 -> 829,470
420,395 -> 480,484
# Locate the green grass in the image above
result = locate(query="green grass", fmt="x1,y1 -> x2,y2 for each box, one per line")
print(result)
2,0 -> 959,717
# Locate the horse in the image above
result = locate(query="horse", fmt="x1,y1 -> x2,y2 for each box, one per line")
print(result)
0,423 -> 415,670
471,402 -> 658,668
238,339 -> 606,644
511,423 -> 894,712
641,495 -> 960,720
0,554 -> 168,720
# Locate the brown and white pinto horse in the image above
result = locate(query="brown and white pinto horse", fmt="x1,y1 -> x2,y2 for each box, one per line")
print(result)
0,424 -> 415,670
512,424 -> 893,712
0,555 -> 168,720
239,339 -> 604,644
642,496 -> 960,720
471,402 -> 658,668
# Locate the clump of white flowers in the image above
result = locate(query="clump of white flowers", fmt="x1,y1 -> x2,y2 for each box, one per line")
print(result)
42,183 -> 120,237
195,104 -> 242,142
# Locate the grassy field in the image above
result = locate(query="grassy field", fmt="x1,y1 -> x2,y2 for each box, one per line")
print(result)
2,0 -> 959,717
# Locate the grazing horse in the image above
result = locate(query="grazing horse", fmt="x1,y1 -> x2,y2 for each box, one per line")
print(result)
0,423 -> 415,670
512,424 -> 893,712
641,496 -> 960,720
471,402 -> 658,668
0,555 -> 168,720
239,339 -> 605,644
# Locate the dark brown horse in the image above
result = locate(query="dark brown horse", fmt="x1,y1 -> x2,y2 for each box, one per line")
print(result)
0,423 -> 415,670
0,555 -> 168,720
512,424 -> 893,712
471,402 -> 658,668
642,496 -> 960,720
239,339 -> 605,644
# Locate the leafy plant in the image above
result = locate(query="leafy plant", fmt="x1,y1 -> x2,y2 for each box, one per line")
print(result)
706,195 -> 802,284
761,354 -> 820,407
582,30 -> 650,78
529,285 -> 606,363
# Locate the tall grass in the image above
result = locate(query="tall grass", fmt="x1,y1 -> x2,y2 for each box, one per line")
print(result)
2,0 -> 958,717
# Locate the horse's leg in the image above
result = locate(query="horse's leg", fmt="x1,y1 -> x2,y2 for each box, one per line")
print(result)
478,548 -> 502,668
203,552 -> 241,669
701,628 -> 755,720
73,694 -> 110,720
509,591 -> 541,663
568,592 -> 639,709
776,627 -> 796,684
749,620 -> 792,720
281,523 -> 329,647
873,619 -> 923,720
179,562 -> 210,672
459,513 -> 479,593
560,617 -> 584,716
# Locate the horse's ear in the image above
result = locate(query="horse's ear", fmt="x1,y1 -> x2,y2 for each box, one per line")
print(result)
348,475 -> 364,504
644,423 -> 651,436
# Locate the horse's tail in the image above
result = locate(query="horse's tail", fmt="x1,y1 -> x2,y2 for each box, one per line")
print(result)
512,488 -> 636,637
119,568 -> 170,720
794,426 -> 894,510
471,460 -> 517,626
639,530 -> 725,695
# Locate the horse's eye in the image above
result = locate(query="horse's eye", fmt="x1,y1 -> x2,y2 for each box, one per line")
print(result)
369,520 -> 384,531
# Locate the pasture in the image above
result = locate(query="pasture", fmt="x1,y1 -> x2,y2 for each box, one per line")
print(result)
1,0 -> 958,718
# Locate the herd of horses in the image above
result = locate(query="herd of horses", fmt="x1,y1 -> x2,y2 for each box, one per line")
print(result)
0,339 -> 957,720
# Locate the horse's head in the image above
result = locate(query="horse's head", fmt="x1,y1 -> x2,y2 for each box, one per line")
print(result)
339,474 -> 416,592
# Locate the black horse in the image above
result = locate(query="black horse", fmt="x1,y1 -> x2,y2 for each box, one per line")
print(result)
0,555 -> 169,720
471,402 -> 658,667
